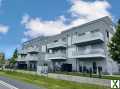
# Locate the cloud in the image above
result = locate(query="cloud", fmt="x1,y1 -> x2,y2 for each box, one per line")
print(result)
0,24 -> 9,34
21,0 -> 111,38
21,14 -> 30,24
21,38 -> 28,43
70,0 -> 111,21
0,0 -> 9,35
21,15 -> 67,38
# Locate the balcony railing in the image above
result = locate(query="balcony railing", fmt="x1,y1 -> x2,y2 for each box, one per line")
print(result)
47,41 -> 66,49
27,47 -> 39,53
72,32 -> 104,45
47,52 -> 67,60
71,48 -> 105,58
17,56 -> 26,61
18,49 -> 27,55
17,55 -> 38,61
25,55 -> 38,61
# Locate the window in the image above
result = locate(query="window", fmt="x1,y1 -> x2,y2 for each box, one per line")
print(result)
92,44 -> 103,49
75,32 -> 77,35
62,37 -> 66,41
91,29 -> 99,33
78,33 -> 85,36
85,31 -> 90,34
52,50 -> 57,54
41,45 -> 46,52
106,31 -> 109,38
21,54 -> 26,57
54,40 -> 58,42
67,34 -> 70,37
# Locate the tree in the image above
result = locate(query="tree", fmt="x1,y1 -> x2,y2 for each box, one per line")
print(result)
10,49 -> 18,67
0,52 -> 5,70
108,19 -> 120,63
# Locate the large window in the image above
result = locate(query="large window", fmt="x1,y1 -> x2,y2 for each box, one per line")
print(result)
91,29 -> 99,33
92,43 -> 103,48
78,33 -> 85,36
62,37 -> 66,42
106,31 -> 109,38
54,40 -> 58,42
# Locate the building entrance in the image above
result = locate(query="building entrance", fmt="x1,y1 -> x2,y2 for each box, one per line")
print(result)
61,64 -> 72,72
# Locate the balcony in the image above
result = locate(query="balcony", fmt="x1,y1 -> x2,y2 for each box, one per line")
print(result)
72,32 -> 104,45
17,56 -> 26,62
18,49 -> 27,55
71,48 -> 105,59
25,55 -> 38,61
17,54 -> 38,61
27,47 -> 39,54
47,41 -> 66,49
17,58 -> 22,61
47,52 -> 67,60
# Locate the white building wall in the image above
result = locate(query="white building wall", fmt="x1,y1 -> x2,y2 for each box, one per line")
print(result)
17,16 -> 116,74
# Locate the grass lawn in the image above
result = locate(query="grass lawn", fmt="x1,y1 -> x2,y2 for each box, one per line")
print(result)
0,70 -> 110,89
102,75 -> 120,80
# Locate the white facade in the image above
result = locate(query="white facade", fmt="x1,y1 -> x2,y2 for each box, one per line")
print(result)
17,16 -> 118,74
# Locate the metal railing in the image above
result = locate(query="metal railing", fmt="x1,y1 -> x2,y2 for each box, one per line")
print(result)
47,52 -> 66,59
47,41 -> 66,49
72,48 -> 105,58
72,32 -> 104,44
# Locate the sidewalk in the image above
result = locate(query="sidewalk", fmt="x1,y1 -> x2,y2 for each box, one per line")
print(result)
5,69 -> 111,87
48,73 -> 110,87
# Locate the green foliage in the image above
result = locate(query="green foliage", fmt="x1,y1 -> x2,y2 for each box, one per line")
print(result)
10,49 -> 18,65
0,53 -> 5,66
108,19 -> 120,63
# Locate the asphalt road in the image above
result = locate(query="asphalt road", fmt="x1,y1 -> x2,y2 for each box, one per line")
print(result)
0,83 -> 11,89
0,76 -> 43,89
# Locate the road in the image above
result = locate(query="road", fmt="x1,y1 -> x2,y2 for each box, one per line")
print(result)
0,83 -> 11,89
0,84 -> 10,89
0,80 -> 18,89
0,76 -> 43,89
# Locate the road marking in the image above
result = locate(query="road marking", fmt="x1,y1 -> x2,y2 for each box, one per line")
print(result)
0,80 -> 19,89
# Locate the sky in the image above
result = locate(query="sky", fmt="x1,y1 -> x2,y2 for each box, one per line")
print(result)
0,0 -> 119,59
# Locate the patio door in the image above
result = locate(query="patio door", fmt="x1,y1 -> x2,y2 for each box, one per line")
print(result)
93,62 -> 97,73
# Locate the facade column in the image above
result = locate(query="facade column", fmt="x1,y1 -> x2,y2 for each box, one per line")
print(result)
75,59 -> 80,72
26,61 -> 30,70
76,59 -> 77,72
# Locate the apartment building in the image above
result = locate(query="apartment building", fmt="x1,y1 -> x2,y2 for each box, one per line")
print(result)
17,16 -> 118,74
